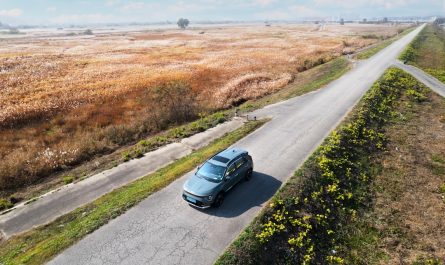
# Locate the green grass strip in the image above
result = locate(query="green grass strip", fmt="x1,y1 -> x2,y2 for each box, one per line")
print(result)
356,27 -> 415,60
0,120 -> 266,265
400,24 -> 445,84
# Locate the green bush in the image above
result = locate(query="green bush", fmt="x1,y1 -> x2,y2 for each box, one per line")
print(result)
62,175 -> 75,184
132,147 -> 144,158
0,198 -> 13,211
406,88 -> 427,102
439,184 -> 445,194
400,45 -> 416,63
413,256 -> 443,265
138,140 -> 149,147
122,151 -> 131,162
169,127 -> 187,138
431,154 -> 445,164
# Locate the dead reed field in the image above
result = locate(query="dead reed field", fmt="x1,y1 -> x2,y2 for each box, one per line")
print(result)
0,23 -> 407,197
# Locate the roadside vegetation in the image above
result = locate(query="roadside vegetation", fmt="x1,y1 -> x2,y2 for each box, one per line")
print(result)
0,49 -> 351,210
355,27 -> 414,60
239,57 -> 350,112
400,23 -> 445,83
0,119 -> 266,265
216,68 -> 442,264
0,24 -> 408,207
0,83 -> 231,211
339,72 -> 445,264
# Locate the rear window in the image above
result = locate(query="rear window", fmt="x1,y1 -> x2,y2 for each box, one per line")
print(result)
212,155 -> 230,164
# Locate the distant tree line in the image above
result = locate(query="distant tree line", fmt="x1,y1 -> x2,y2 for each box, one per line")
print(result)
359,17 -> 392,24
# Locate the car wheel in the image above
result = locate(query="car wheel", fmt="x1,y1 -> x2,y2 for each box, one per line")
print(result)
213,192 -> 224,208
245,169 -> 253,181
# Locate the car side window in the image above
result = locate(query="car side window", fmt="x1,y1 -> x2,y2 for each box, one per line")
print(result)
235,157 -> 244,169
226,163 -> 236,176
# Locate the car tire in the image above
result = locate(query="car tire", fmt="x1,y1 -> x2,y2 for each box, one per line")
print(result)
245,169 -> 253,181
213,192 -> 224,208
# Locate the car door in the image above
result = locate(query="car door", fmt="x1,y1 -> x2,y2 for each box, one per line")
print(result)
224,162 -> 238,192
235,156 -> 249,182
233,156 -> 248,183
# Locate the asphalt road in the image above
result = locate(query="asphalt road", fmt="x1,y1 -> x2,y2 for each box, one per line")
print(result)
394,60 -> 445,97
49,25 -> 424,265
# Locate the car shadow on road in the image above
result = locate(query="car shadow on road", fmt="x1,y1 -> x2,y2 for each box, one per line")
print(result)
193,171 -> 282,218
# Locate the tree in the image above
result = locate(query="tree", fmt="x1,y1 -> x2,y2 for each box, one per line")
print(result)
177,18 -> 190,29
383,17 -> 388,23
339,18 -> 344,25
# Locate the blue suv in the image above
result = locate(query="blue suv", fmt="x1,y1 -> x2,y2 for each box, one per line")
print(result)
182,147 -> 253,208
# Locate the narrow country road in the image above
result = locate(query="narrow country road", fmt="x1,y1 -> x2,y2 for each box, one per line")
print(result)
394,60 -> 445,97
48,25 -> 424,265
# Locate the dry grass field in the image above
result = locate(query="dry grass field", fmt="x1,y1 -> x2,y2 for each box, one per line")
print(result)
0,23 -> 407,198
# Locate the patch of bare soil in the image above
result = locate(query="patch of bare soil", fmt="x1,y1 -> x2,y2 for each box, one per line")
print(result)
373,91 -> 445,263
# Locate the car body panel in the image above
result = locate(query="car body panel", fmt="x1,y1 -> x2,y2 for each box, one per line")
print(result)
183,174 -> 219,196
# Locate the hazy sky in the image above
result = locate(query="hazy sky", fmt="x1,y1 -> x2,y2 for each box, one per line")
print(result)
0,0 -> 444,25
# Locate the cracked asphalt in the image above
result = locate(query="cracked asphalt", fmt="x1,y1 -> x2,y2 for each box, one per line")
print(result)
48,25 -> 424,265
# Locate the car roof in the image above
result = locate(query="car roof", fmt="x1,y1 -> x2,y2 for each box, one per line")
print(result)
209,148 -> 247,166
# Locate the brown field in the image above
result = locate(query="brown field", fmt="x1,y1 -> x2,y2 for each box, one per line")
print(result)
0,23 -> 407,197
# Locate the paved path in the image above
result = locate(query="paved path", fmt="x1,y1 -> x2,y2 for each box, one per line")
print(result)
394,60 -> 445,97
47,25 -> 425,265
0,118 -> 245,239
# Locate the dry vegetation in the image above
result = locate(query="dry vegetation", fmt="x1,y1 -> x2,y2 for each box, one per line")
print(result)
0,23 -> 407,200
373,91 -> 445,263
340,81 -> 445,264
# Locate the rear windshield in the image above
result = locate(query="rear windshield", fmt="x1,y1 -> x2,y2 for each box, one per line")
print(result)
197,162 -> 225,181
